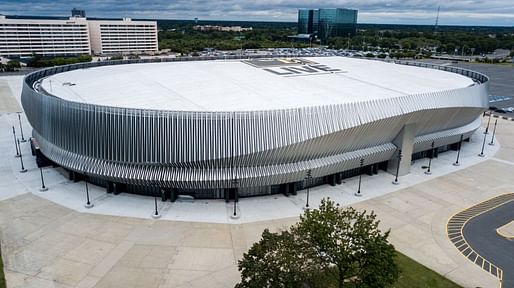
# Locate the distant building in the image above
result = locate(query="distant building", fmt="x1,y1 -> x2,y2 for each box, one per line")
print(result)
0,15 -> 90,57
71,8 -> 86,18
193,25 -> 252,32
297,8 -> 357,41
88,18 -> 158,55
0,15 -> 158,57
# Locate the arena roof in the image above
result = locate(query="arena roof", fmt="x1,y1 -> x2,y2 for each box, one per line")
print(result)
40,57 -> 475,112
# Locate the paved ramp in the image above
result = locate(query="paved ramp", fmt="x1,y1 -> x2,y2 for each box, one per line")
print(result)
0,79 -> 22,113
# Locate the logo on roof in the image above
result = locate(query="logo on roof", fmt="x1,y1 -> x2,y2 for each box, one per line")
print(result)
242,58 -> 346,77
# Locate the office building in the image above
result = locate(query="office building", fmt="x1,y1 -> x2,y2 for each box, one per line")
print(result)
0,15 -> 90,57
88,18 -> 158,55
0,13 -> 158,57
298,8 -> 358,41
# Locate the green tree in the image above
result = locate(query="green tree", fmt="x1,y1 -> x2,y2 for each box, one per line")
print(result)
236,198 -> 398,288
295,199 -> 398,288
6,60 -> 21,70
236,229 -> 320,288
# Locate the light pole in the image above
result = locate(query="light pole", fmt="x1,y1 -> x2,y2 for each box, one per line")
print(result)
17,139 -> 27,173
484,113 -> 491,134
12,126 -> 20,157
489,119 -> 498,146
39,167 -> 48,191
152,194 -> 161,219
354,158 -> 364,197
231,179 -> 239,219
478,131 -> 487,157
18,113 -> 26,142
392,149 -> 402,185
453,134 -> 464,166
84,173 -> 94,208
425,141 -> 435,175
304,169 -> 312,209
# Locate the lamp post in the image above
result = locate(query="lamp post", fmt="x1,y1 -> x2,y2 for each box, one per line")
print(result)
84,173 -> 94,208
17,139 -> 27,173
18,114 -> 26,142
478,131 -> 487,157
484,113 -> 491,134
354,158 -> 364,197
39,167 -> 48,191
489,119 -> 498,146
12,126 -> 20,157
424,141 -> 435,175
453,134 -> 464,166
392,149 -> 402,185
304,169 -> 312,209
231,179 -> 240,219
152,194 -> 161,219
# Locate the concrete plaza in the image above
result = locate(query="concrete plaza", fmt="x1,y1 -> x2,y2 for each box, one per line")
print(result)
1,75 -> 513,287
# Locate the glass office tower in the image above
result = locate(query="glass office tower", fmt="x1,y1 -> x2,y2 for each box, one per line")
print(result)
297,9 -> 312,34
297,8 -> 357,41
318,8 -> 357,39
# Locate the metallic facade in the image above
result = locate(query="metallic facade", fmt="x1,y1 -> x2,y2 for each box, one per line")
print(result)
21,56 -> 489,198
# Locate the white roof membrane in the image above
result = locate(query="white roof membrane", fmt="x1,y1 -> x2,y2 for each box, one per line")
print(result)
41,57 -> 475,112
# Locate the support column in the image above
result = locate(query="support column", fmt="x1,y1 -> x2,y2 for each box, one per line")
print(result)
113,183 -> 120,195
107,182 -> 114,193
289,183 -> 297,195
171,188 -> 178,202
224,188 -> 230,203
161,189 -> 168,202
335,173 -> 342,185
388,123 -> 416,176
328,174 -> 336,186
282,183 -> 290,197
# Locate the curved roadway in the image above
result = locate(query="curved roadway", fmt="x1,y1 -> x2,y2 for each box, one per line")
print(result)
464,200 -> 514,288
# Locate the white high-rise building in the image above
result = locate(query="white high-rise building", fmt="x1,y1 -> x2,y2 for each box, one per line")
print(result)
88,18 -> 158,55
0,15 -> 90,57
0,15 -> 158,57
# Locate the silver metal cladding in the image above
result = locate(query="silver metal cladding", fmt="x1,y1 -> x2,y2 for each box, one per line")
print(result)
21,56 -> 489,193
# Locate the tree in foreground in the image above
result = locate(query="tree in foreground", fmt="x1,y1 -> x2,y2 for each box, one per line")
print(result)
236,198 -> 399,288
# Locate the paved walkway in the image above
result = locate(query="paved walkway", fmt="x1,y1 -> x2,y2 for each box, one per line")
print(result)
1,75 -> 513,287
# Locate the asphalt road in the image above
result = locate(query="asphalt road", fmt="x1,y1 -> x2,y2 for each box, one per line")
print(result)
463,201 -> 514,288
453,63 -> 514,111
421,60 -> 514,111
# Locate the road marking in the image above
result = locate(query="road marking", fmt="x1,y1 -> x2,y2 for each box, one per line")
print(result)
446,193 -> 514,286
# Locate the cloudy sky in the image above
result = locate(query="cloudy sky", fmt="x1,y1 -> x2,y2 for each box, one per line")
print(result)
1,0 -> 513,26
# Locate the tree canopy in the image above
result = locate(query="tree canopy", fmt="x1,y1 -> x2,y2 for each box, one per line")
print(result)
236,198 -> 398,288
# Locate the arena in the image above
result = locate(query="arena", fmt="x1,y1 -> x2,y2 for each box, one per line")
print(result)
21,56 -> 489,200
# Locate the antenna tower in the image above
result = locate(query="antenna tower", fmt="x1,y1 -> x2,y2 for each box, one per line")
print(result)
434,5 -> 440,33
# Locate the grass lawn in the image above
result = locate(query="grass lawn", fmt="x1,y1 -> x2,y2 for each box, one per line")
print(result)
0,246 -> 5,288
394,252 -> 462,288
311,251 -> 462,288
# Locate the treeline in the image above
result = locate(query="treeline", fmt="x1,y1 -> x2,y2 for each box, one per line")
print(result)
26,54 -> 92,68
157,20 -> 514,56
157,19 -> 296,31
328,29 -> 514,55
0,60 -> 21,72
158,25 -> 308,54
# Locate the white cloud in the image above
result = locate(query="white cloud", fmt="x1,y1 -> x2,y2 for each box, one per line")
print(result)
0,0 -> 513,25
